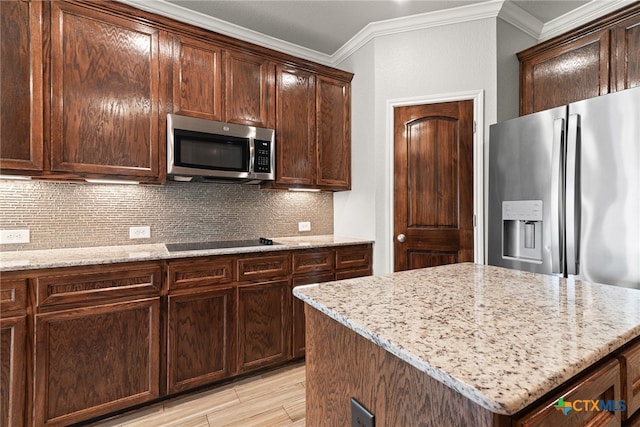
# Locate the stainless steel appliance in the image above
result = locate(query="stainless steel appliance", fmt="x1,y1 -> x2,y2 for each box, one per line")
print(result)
166,238 -> 280,252
167,114 -> 275,183
488,86 -> 640,289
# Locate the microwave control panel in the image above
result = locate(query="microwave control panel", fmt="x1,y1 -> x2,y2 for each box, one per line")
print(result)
254,140 -> 272,173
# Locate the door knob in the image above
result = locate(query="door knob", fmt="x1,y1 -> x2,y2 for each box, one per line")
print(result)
396,234 -> 406,243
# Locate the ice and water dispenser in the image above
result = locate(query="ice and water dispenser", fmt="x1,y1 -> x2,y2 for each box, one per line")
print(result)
502,200 -> 543,263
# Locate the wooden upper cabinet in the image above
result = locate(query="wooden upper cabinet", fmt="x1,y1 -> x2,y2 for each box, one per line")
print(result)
49,1 -> 166,182
0,0 -> 44,174
274,65 -> 316,187
518,2 -> 640,115
316,75 -> 351,190
225,50 -> 274,128
271,65 -> 352,191
613,12 -> 640,91
172,34 -> 223,121
519,30 -> 610,115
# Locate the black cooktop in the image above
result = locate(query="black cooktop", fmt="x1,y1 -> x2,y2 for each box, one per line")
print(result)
166,238 -> 279,252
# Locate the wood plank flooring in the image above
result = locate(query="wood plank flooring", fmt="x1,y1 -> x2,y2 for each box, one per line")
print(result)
90,362 -> 305,427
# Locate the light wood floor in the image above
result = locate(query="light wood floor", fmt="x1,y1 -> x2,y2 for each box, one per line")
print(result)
90,362 -> 306,427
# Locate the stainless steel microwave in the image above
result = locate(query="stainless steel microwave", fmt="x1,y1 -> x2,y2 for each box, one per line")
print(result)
167,114 -> 275,184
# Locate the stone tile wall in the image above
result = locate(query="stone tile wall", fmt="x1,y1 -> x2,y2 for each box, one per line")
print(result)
0,180 -> 333,250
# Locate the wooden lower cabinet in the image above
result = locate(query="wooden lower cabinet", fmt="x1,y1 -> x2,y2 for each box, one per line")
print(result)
167,287 -> 236,393
34,298 -> 160,426
237,279 -> 291,374
1,316 -> 26,427
291,272 -> 334,358
0,277 -> 28,427
620,339 -> 640,421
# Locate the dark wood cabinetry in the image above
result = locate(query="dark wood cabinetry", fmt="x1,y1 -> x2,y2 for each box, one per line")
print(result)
0,277 -> 28,427
166,257 -> 236,393
0,0 -> 44,174
271,65 -> 352,191
620,339 -> 640,421
3,243 -> 372,426
225,50 -> 275,128
33,263 -> 162,426
316,75 -> 351,189
172,34 -> 223,121
49,1 -> 167,182
518,3 -> 640,115
1,0 -> 352,188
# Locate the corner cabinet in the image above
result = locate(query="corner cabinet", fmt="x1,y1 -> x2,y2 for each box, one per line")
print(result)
49,1 -> 168,183
268,65 -> 353,191
518,2 -> 640,115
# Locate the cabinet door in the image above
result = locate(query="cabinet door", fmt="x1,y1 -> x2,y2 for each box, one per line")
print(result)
519,30 -> 610,115
225,50 -> 274,128
620,340 -> 640,420
34,298 -> 160,426
316,75 -> 351,190
613,11 -> 640,91
0,0 -> 43,173
291,272 -> 334,359
49,1 -> 164,181
275,65 -> 316,187
172,34 -> 223,121
167,287 -> 236,393
237,280 -> 291,373
0,316 -> 26,427
513,359 -> 621,427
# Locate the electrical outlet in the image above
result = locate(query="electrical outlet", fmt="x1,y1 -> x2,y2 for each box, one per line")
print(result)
298,221 -> 311,232
351,398 -> 374,427
129,226 -> 151,239
0,229 -> 30,244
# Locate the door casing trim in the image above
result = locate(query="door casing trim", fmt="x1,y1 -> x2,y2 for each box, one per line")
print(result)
385,90 -> 485,273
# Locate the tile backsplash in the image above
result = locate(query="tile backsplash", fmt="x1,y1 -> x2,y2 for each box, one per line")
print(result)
0,180 -> 333,251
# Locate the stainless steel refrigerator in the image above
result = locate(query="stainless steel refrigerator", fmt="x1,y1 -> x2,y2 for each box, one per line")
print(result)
488,86 -> 640,290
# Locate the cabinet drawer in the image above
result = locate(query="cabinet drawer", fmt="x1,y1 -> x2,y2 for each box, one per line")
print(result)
620,340 -> 640,420
514,358 -> 621,427
292,249 -> 335,275
336,245 -> 371,270
168,257 -> 235,291
0,277 -> 27,315
237,253 -> 291,282
36,263 -> 161,310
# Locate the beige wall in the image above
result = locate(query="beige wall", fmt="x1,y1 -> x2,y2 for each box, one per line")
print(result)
0,180 -> 333,250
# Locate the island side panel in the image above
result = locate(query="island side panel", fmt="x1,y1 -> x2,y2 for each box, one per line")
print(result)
304,305 -> 511,427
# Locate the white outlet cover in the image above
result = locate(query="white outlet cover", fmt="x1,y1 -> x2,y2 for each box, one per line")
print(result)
0,229 -> 30,244
129,226 -> 151,239
298,221 -> 311,232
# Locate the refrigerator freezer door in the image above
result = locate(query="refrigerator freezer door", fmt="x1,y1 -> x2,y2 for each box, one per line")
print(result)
488,106 -> 567,275
567,87 -> 640,289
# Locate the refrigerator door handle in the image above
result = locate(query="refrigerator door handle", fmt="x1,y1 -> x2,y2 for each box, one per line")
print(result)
551,118 -> 565,274
566,113 -> 580,275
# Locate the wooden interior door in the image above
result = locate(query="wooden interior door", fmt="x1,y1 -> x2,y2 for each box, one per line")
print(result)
394,100 -> 474,271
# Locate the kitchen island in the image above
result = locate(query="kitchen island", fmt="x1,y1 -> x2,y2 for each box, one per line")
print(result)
293,263 -> 640,426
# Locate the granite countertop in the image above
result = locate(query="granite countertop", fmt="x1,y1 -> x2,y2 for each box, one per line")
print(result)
0,235 -> 372,272
293,262 -> 640,416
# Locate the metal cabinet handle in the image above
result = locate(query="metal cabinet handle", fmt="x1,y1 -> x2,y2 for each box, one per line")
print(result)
396,234 -> 406,243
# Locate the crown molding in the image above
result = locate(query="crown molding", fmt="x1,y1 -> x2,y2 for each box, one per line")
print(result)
117,0 -> 334,65
497,1 -> 543,39
539,0 -> 635,41
331,1 -> 504,64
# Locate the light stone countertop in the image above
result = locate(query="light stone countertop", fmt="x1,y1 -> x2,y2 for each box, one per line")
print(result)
0,235 -> 372,272
293,262 -> 640,416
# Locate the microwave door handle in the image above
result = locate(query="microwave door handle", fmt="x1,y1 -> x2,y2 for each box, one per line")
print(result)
551,118 -> 564,275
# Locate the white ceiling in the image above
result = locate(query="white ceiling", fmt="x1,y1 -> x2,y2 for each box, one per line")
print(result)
122,0 -> 632,64
161,0 -> 585,54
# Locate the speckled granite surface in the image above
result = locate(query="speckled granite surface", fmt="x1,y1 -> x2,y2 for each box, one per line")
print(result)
293,262 -> 640,416
0,235 -> 372,271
